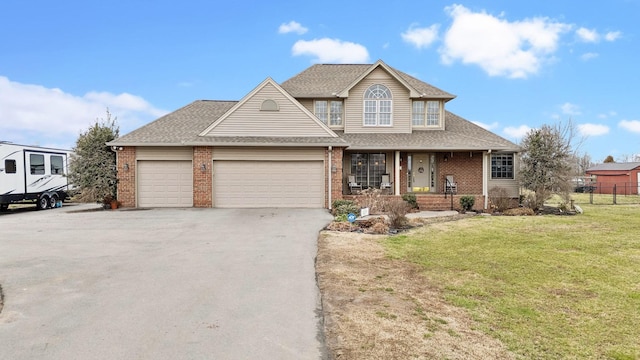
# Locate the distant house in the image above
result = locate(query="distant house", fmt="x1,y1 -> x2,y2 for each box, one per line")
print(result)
107,60 -> 520,210
586,162 -> 640,195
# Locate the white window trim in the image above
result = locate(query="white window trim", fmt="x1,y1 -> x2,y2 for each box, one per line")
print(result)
412,100 -> 442,128
363,84 -> 393,127
314,100 -> 344,127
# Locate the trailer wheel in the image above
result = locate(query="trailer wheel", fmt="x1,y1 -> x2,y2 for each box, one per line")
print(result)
37,195 -> 49,210
49,195 -> 59,209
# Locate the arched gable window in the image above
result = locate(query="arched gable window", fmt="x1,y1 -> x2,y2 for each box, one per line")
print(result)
363,84 -> 392,126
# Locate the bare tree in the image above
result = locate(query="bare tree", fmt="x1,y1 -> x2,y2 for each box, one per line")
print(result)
520,120 -> 580,210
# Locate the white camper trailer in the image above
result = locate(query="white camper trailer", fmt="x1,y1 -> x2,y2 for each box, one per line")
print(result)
0,142 -> 71,211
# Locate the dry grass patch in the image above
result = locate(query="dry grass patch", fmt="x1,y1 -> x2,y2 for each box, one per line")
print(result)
317,230 -> 515,359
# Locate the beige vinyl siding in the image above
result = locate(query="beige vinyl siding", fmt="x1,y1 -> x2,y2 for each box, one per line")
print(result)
344,67 -> 412,134
298,99 -> 314,113
136,147 -> 193,160
212,161 -> 324,208
487,154 -> 520,198
137,160 -> 193,207
212,147 -> 324,161
204,82 -> 330,137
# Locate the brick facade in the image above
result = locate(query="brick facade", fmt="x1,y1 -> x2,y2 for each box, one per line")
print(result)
193,146 -> 213,207
399,152 -> 409,195
438,151 -> 484,194
326,147 -> 344,208
116,147 -> 136,207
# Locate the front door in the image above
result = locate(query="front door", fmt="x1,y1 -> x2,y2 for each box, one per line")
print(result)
410,153 -> 434,192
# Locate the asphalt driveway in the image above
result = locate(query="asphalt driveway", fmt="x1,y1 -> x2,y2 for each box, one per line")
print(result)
0,205 -> 333,359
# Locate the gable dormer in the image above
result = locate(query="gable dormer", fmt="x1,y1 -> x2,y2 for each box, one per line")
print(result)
281,60 -> 455,134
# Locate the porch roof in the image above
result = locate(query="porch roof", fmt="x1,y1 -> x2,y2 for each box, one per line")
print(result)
336,111 -> 521,152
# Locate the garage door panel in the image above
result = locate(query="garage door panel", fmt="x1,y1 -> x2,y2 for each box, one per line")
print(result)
213,161 -> 324,208
138,160 -> 193,207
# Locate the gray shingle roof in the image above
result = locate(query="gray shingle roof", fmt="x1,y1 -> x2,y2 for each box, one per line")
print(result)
587,162 -> 640,172
336,111 -> 520,151
109,100 -> 347,147
281,64 -> 455,99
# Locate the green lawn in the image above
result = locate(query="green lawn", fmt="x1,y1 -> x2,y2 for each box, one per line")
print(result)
384,201 -> 640,359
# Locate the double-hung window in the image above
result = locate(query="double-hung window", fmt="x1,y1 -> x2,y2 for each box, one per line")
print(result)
315,100 -> 343,126
412,101 -> 425,126
412,100 -> 441,127
491,154 -> 514,179
364,84 -> 392,126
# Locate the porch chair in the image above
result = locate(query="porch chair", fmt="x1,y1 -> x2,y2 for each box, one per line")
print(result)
444,175 -> 457,194
380,174 -> 392,193
348,175 -> 362,194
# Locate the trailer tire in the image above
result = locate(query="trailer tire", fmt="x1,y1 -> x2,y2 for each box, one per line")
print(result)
37,195 -> 49,210
49,195 -> 59,209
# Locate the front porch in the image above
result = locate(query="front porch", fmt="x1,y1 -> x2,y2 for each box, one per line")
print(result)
340,150 -> 486,210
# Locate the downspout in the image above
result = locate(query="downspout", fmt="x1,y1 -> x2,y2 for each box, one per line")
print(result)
328,146 -> 332,210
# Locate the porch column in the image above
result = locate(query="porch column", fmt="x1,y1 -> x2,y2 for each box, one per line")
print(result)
395,151 -> 401,196
483,150 -> 489,209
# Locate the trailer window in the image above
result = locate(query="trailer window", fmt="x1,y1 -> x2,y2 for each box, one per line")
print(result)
30,154 -> 45,175
51,155 -> 64,175
4,159 -> 17,174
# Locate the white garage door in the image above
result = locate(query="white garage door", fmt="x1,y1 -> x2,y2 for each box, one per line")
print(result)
213,161 -> 324,208
138,160 -> 193,207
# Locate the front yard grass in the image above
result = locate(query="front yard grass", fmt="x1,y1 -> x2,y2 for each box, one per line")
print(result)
384,202 -> 640,359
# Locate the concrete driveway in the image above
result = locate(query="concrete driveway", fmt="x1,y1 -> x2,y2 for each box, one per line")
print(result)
0,205 -> 333,359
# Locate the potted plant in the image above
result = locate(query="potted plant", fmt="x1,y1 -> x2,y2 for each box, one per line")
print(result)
103,194 -> 119,210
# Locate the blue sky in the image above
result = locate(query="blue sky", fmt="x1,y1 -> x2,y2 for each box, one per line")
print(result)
1,0 -> 638,163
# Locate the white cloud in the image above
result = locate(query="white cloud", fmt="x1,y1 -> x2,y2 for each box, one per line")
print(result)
576,28 -> 621,43
605,31 -> 621,41
561,102 -> 581,116
504,125 -> 532,139
581,52 -> 599,61
472,121 -> 499,130
578,123 -> 609,136
439,4 -> 570,79
576,27 -> 599,42
0,76 -> 167,148
598,111 -> 617,119
619,120 -> 640,133
292,38 -> 369,63
278,21 -> 308,35
402,24 -> 439,49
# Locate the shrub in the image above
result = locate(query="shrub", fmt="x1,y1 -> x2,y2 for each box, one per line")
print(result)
488,186 -> 511,212
520,190 -> 537,211
332,200 -> 358,217
402,193 -> 418,209
503,207 -> 535,216
356,188 -> 386,213
460,196 -> 475,211
387,198 -> 409,229
326,221 -> 355,232
367,221 -> 390,234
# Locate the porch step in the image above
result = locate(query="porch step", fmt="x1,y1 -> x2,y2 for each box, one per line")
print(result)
416,194 -> 484,211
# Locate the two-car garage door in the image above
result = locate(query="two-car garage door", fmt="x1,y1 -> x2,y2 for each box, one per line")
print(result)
212,161 -> 324,208
135,158 -> 325,208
